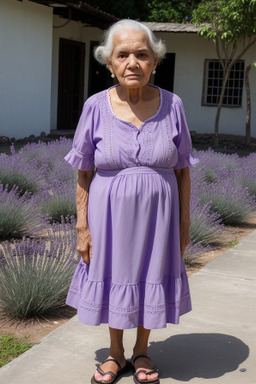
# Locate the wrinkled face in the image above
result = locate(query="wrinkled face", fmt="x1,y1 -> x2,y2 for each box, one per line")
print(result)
107,29 -> 158,89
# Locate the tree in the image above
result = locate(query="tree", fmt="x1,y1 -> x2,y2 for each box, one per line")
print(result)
192,0 -> 256,146
245,61 -> 256,145
85,0 -> 148,20
147,0 -> 201,23
85,0 -> 202,22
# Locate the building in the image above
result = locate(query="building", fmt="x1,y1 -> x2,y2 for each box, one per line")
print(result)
0,0 -> 255,139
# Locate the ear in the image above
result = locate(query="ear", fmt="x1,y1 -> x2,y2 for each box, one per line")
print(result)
153,56 -> 159,70
106,58 -> 113,75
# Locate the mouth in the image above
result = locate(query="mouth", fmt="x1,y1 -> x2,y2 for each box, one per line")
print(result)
125,74 -> 140,78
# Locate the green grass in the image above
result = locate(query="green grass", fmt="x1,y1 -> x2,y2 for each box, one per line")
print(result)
0,334 -> 33,367
228,241 -> 239,247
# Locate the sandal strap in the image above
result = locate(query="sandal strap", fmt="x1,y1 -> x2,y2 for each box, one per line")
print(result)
136,368 -> 158,376
96,357 -> 122,378
132,354 -> 151,364
134,368 -> 159,384
101,358 -> 122,370
96,366 -> 115,379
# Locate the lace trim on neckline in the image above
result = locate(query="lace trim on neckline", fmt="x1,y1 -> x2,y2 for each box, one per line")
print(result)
106,84 -> 163,130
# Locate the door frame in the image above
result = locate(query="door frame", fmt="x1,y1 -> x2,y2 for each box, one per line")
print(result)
57,38 -> 85,130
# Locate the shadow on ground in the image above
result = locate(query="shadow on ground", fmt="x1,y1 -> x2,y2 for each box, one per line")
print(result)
93,333 -> 249,382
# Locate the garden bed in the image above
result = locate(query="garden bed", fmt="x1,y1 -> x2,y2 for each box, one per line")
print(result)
1,137 -> 256,346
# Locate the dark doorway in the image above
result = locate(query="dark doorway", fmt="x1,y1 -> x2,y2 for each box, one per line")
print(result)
57,38 -> 85,130
154,53 -> 176,92
88,41 -> 114,97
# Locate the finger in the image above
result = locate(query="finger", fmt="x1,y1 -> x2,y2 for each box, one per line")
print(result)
89,244 -> 93,259
77,245 -> 90,264
82,252 -> 90,264
180,243 -> 188,258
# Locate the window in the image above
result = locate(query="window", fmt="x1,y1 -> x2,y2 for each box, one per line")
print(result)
203,60 -> 245,107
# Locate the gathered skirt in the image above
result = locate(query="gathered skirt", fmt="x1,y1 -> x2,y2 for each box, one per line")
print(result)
66,166 -> 192,329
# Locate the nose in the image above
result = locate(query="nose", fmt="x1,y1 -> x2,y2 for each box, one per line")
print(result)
127,54 -> 137,69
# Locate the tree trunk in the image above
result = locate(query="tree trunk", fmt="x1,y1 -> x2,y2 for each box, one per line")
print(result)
214,66 -> 231,147
245,63 -> 253,146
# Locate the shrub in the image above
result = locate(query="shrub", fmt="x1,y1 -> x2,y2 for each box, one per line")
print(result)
190,199 -> 224,246
193,149 -> 240,184
238,154 -> 256,199
0,219 -> 77,320
39,184 -> 76,223
19,138 -> 75,184
0,153 -> 44,195
199,181 -> 255,225
0,185 -> 45,240
184,243 -> 207,262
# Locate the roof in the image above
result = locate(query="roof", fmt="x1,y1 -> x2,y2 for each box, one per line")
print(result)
28,0 -> 119,29
26,2 -> 200,32
142,22 -> 200,33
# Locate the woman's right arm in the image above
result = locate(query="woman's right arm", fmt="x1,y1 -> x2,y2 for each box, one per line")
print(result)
76,169 -> 94,264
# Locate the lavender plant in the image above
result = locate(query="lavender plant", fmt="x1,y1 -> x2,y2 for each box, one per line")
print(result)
199,181 -> 255,225
184,242 -> 207,262
0,185 -> 45,240
0,153 -> 44,195
189,198 -> 224,246
18,139 -> 76,187
0,218 -> 77,319
238,153 -> 256,199
39,183 -> 76,223
193,149 -> 240,184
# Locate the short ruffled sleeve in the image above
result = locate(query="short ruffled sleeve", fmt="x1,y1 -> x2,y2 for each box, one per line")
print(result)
64,99 -> 97,171
173,98 -> 199,170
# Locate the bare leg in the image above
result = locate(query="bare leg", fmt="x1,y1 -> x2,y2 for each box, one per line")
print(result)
94,327 -> 127,382
133,326 -> 159,382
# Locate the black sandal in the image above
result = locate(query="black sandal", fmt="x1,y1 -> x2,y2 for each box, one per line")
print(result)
131,355 -> 160,384
91,358 -> 131,384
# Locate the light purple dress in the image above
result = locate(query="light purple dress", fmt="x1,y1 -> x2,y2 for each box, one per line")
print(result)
65,85 -> 196,330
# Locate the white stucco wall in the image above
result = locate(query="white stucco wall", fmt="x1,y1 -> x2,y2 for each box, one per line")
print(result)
0,0 -> 52,139
51,24 -> 255,137
1,4 -> 254,139
156,32 -> 256,138
51,16 -> 103,131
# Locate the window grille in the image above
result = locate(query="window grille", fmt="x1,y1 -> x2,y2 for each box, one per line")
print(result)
203,60 -> 244,107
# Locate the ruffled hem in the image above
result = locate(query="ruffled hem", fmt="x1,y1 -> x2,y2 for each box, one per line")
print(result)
174,151 -> 199,170
66,260 -> 192,329
64,147 -> 94,171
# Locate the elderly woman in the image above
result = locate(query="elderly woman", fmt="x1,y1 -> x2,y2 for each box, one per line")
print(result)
65,19 -> 196,384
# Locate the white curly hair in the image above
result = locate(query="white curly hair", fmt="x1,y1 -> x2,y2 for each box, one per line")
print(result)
94,19 -> 166,65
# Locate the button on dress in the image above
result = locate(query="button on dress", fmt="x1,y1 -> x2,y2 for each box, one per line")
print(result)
65,85 -> 197,329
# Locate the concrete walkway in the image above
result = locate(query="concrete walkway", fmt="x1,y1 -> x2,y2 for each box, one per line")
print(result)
0,230 -> 255,384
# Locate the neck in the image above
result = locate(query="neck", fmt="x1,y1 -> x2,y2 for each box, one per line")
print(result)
117,85 -> 146,104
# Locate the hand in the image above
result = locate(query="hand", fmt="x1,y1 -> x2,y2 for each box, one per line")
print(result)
180,225 -> 190,258
76,228 -> 93,264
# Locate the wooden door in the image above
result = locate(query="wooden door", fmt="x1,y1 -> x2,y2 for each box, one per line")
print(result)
57,38 -> 85,130
154,53 -> 176,92
88,41 -> 114,97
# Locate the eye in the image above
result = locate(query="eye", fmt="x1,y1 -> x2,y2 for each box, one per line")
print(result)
118,53 -> 127,59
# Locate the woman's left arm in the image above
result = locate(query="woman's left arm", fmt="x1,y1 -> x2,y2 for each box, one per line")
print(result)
174,167 -> 191,258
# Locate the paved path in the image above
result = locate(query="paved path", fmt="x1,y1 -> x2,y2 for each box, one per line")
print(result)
0,230 -> 255,384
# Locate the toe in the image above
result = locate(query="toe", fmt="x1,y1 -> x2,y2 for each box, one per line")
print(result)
138,371 -> 147,381
138,371 -> 159,382
94,371 -> 113,383
94,371 -> 102,381
94,371 -> 103,381
102,374 -> 113,382
148,372 -> 159,381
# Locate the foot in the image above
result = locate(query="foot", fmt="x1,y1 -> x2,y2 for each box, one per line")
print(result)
132,355 -> 159,382
94,355 -> 127,383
